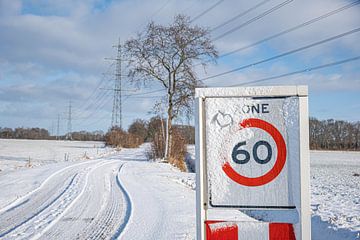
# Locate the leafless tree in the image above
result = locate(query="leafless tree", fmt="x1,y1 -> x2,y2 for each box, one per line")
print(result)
128,119 -> 148,142
124,15 -> 217,159
309,117 -> 360,151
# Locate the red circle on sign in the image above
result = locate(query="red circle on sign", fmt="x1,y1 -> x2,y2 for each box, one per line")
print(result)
222,118 -> 287,187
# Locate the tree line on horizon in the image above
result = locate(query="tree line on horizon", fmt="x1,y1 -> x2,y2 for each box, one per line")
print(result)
1,117 -> 359,152
0,127 -> 104,141
309,117 -> 360,151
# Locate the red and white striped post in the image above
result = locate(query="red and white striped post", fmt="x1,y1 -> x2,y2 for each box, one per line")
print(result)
205,221 -> 296,240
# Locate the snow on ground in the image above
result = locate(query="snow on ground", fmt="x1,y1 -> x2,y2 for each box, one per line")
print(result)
310,151 -> 360,239
117,148 -> 196,239
0,140 -> 359,239
0,139 -> 113,172
0,139 -> 116,210
0,140 -> 199,239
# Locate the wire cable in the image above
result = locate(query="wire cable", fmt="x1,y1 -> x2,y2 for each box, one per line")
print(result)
136,0 -> 173,30
122,88 -> 165,97
191,0 -> 225,23
213,0 -> 293,41
219,0 -> 360,58
74,91 -> 111,123
201,27 -> 360,81
211,0 -> 272,32
228,56 -> 360,87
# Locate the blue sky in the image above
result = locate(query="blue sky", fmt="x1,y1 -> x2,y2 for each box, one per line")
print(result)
0,0 -> 359,134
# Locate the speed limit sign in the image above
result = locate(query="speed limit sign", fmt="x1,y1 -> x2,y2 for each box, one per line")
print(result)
223,118 -> 287,187
195,86 -> 310,240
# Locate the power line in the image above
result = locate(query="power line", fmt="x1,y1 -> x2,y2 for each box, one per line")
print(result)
211,0 -> 272,32
78,110 -> 146,131
149,0 -> 172,19
71,63 -> 114,119
75,106 -> 113,130
72,87 -> 109,119
71,80 -> 113,120
136,0 -> 173,30
71,40 -> 122,126
228,56 -> 360,87
72,81 -> 114,122
201,27 -> 360,81
73,92 -> 112,123
122,88 -> 165,97
73,86 -> 164,129
72,92 -> 111,121
74,111 -> 111,131
116,2 -> 288,99
213,0 -> 294,41
125,95 -> 164,99
191,0 -> 225,23
180,1 -> 199,15
219,0 -> 360,58
79,62 -> 115,106
71,1 -> 174,130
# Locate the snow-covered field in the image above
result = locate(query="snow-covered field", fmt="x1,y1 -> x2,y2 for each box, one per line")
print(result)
310,151 -> 360,239
0,139 -> 114,172
0,140 -> 196,239
0,140 -> 359,239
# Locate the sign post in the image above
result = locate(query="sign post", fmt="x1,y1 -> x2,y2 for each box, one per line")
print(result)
195,86 -> 310,240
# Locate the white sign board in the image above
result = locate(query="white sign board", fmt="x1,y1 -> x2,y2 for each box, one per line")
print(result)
195,86 -> 310,240
205,96 -> 298,208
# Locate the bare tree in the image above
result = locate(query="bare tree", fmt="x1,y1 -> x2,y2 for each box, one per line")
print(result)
124,15 -> 217,159
128,119 -> 148,142
309,117 -> 360,151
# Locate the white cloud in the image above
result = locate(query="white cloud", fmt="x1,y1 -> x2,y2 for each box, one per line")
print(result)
0,0 -> 359,130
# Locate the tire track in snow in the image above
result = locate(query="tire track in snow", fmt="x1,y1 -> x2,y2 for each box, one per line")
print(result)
112,163 -> 132,239
36,161 -> 122,240
73,162 -> 126,240
0,159 -> 103,215
38,166 -> 105,240
0,173 -> 78,238
84,174 -> 120,239
31,161 -> 108,240
0,161 -> 109,239
0,172 -> 78,237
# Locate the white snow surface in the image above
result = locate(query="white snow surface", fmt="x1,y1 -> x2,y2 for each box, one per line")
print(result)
0,140 -> 197,239
0,139 -> 113,172
0,140 -> 359,239
310,151 -> 360,239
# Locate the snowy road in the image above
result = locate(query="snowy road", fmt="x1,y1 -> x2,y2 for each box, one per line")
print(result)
0,146 -> 196,239
118,151 -> 196,240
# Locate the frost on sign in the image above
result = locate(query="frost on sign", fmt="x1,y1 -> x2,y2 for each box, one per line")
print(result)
205,97 -> 300,208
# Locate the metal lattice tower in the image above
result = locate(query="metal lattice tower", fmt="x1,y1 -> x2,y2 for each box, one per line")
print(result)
67,100 -> 72,140
111,39 -> 123,129
56,114 -> 60,140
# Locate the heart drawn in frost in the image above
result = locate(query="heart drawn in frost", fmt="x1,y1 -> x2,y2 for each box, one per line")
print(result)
211,111 -> 233,129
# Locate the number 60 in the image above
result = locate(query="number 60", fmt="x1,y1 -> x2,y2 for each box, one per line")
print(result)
232,141 -> 272,164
